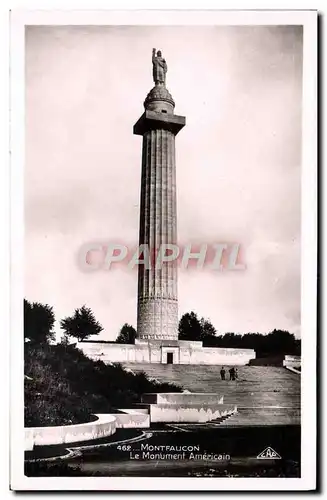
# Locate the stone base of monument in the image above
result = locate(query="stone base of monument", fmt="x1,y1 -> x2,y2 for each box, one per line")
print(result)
77,339 -> 256,366
135,393 -> 237,423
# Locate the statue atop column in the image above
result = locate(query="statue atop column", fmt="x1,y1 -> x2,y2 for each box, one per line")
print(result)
152,48 -> 167,85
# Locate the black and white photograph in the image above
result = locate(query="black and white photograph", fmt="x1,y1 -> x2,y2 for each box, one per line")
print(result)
9,9 -> 317,491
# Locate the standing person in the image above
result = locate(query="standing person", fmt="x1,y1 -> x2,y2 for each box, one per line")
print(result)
229,367 -> 235,380
220,366 -> 226,380
235,368 -> 238,380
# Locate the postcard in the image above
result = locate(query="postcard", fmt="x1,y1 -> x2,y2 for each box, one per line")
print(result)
10,8 -> 317,491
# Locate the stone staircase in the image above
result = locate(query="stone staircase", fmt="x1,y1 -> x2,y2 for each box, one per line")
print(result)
123,364 -> 301,426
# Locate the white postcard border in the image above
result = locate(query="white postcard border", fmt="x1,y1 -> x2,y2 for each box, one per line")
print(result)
10,8 -> 317,491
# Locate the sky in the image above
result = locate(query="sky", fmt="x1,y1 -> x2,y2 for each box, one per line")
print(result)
25,25 -> 303,340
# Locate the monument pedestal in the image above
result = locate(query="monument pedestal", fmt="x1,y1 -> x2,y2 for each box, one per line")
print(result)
78,339 -> 256,366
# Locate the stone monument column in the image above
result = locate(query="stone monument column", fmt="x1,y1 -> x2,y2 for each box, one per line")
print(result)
133,49 -> 185,341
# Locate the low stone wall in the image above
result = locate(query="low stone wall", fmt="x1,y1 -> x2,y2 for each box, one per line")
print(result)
118,408 -> 149,415
78,341 -> 256,366
25,414 -> 117,451
187,347 -> 255,366
77,342 -> 152,363
141,393 -> 224,405
111,412 -> 150,428
149,403 -> 237,423
25,411 -> 150,451
285,366 -> 301,375
283,355 -> 301,368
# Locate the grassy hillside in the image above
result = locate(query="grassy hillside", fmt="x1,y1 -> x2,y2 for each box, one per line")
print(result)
24,342 -> 180,427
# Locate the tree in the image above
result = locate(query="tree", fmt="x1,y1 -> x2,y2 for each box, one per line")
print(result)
178,312 -> 203,341
177,310 -> 300,356
60,305 -> 103,342
264,329 -> 298,355
200,318 -> 216,342
203,329 -> 300,355
116,323 -> 137,344
24,299 -> 55,344
60,333 -> 70,346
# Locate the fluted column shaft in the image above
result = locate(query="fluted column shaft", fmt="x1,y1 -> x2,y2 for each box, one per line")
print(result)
133,96 -> 185,342
137,128 -> 178,340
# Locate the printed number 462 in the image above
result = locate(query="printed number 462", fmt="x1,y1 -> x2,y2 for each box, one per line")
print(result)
117,445 -> 131,451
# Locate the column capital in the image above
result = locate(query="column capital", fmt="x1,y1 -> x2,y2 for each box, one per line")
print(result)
133,110 -> 186,136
